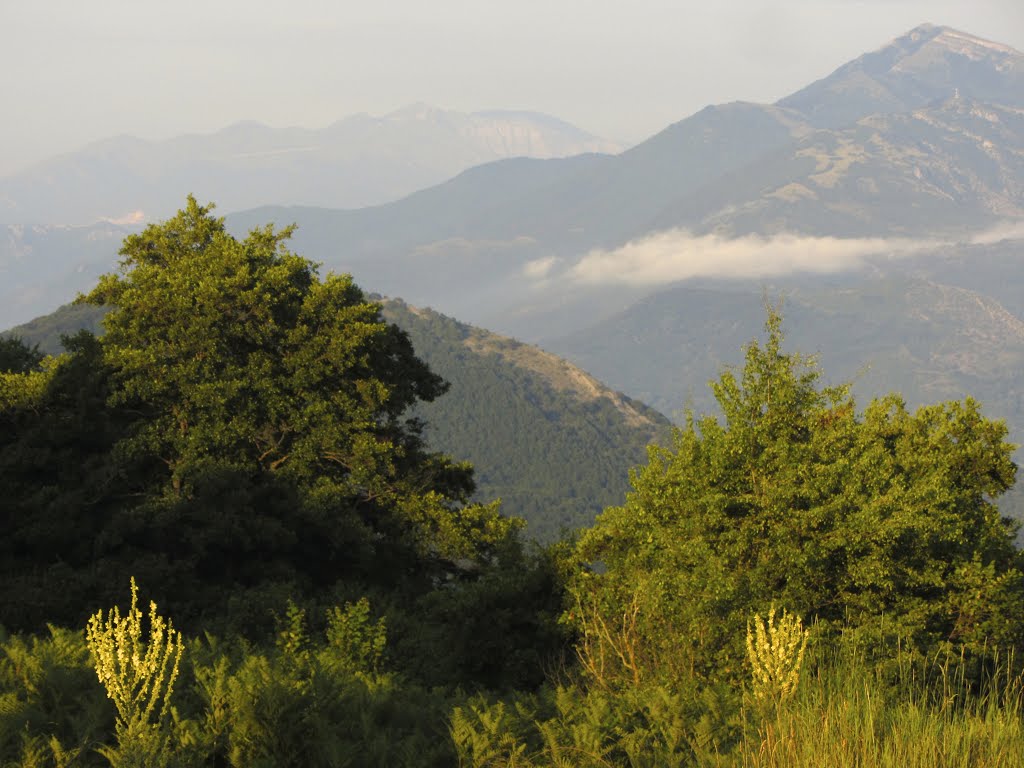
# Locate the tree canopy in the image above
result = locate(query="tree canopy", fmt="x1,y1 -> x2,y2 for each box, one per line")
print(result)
0,336 -> 43,374
570,310 -> 1024,686
0,198 -> 518,632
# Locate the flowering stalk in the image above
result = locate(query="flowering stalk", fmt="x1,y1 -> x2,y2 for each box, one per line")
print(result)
746,605 -> 808,703
85,577 -> 184,731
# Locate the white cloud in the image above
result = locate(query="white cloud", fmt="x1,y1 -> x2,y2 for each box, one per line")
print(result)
569,229 -> 941,285
523,255 -> 560,280
968,222 -> 1024,245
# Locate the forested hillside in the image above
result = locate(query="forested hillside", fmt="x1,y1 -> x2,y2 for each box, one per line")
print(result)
380,300 -> 669,539
6,296 -> 670,543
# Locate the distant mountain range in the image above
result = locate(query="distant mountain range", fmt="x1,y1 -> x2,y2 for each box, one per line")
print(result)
0,105 -> 622,227
215,24 -> 1023,337
0,219 -> 136,332
0,106 -> 621,329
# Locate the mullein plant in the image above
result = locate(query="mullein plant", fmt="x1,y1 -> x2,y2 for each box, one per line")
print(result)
745,605 -> 808,705
85,578 -> 184,767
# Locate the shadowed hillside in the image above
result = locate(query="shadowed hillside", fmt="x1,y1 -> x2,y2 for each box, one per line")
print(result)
6,299 -> 671,541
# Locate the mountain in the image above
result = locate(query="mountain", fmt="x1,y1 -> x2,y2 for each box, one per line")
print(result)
651,94 -> 1024,237
380,300 -> 671,540
778,24 -> 1024,128
4,300 -> 672,542
0,105 -> 623,227
225,102 -> 815,266
0,107 -> 621,328
544,269 -> 1024,424
221,102 -> 821,333
8,25 -> 1022,336
0,219 -> 140,331
214,26 -> 1024,338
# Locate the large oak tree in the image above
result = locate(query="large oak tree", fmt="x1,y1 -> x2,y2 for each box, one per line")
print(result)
0,199 -> 517,632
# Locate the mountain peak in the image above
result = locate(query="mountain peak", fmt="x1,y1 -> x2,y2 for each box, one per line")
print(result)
778,24 -> 1023,128
385,103 -> 453,122
896,23 -> 1019,58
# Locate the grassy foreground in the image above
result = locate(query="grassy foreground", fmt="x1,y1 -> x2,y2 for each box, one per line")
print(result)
2,607 -> 1023,767
732,657 -> 1024,768
450,646 -> 1024,768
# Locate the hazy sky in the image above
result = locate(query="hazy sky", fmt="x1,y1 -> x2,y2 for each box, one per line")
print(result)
1,0 -> 1021,176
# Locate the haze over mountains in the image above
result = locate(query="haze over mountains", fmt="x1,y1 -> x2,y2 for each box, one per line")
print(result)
212,25 -> 1023,335
0,107 -> 621,329
0,105 -> 622,226
5,22 -> 1024,531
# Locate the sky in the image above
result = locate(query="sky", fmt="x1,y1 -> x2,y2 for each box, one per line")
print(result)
1,0 -> 1022,176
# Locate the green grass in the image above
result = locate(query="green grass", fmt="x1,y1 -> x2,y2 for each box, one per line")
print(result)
449,646 -> 1024,768
733,652 -> 1024,768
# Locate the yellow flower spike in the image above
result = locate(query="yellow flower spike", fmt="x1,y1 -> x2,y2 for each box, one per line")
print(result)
745,604 -> 808,704
85,577 -> 184,731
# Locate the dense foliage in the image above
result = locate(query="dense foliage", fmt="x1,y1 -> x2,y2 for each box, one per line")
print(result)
570,310 -> 1024,688
5,299 -> 671,543
0,597 -> 463,767
2,590 -> 1024,767
0,199 -> 521,636
0,336 -> 43,374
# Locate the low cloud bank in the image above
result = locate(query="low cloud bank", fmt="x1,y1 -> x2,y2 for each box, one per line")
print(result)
522,255 -> 560,279
568,229 -> 940,285
969,222 -> 1024,245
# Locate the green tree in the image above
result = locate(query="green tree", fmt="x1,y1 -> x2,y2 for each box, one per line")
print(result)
570,310 -> 1024,686
0,198 -> 518,632
0,335 -> 43,373
0,331 -> 137,629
